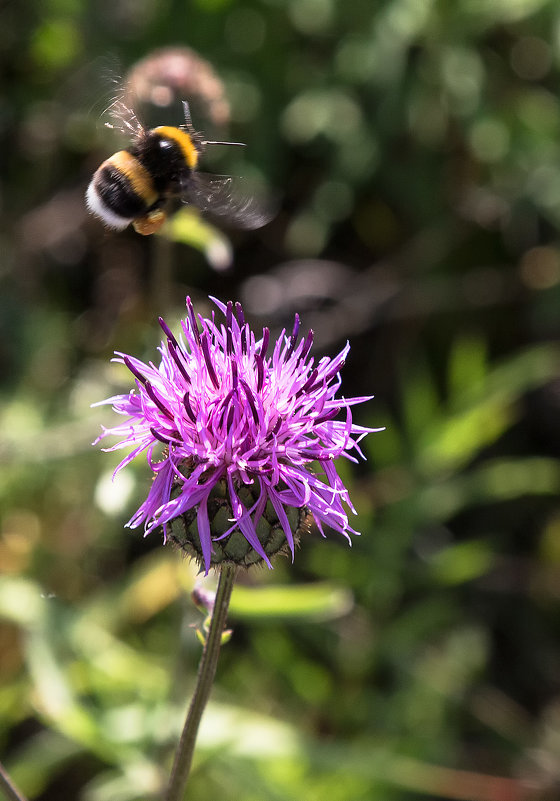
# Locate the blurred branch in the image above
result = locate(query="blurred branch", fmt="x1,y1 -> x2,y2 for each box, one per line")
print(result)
0,761 -> 29,801
381,754 -> 528,801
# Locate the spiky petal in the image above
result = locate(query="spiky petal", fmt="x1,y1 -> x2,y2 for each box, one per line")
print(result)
94,296 -> 380,573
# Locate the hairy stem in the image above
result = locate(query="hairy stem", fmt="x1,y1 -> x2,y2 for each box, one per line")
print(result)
165,563 -> 237,801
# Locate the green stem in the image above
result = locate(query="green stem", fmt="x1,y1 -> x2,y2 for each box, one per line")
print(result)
0,761 -> 28,801
165,563 -> 237,801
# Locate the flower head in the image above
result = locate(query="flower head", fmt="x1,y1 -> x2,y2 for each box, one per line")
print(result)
95,297 -> 378,573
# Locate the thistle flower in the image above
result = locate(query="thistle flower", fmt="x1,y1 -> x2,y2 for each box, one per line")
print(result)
95,297 -> 378,573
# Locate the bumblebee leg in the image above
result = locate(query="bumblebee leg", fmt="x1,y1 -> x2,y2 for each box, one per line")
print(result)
133,209 -> 167,235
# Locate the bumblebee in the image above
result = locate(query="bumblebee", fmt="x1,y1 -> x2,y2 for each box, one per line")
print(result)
86,101 -> 267,234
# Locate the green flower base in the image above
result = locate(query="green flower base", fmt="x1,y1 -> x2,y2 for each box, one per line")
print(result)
168,477 -> 312,568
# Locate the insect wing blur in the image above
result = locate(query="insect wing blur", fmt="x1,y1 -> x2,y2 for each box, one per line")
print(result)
184,172 -> 274,231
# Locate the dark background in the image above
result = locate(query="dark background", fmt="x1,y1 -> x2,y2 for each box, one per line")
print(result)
1,1 -> 559,799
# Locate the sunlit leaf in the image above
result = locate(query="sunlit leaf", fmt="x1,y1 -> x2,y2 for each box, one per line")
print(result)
0,577 -> 46,627
160,209 -> 233,271
417,345 -> 560,475
417,397 -> 514,475
229,582 -> 353,621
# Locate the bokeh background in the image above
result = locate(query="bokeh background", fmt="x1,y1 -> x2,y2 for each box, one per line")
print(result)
1,1 -> 560,799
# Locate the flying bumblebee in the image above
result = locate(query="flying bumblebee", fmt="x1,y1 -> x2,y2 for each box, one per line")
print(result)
86,99 -> 270,235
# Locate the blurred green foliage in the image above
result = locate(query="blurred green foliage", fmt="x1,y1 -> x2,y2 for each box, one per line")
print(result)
1,0 -> 560,799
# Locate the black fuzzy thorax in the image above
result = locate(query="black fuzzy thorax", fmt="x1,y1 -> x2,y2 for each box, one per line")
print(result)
130,129 -> 193,197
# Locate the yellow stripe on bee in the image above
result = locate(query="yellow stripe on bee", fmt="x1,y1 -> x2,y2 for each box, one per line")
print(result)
153,126 -> 199,170
107,150 -> 158,206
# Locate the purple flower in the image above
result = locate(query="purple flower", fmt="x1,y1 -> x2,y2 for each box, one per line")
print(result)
95,297 -> 379,573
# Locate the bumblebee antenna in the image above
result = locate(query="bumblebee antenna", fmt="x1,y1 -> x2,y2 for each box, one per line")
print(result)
203,140 -> 246,147
182,100 -> 246,148
182,100 -> 194,128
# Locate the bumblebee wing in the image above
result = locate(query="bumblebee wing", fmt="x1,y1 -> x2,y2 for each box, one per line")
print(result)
103,95 -> 145,139
182,172 -> 274,231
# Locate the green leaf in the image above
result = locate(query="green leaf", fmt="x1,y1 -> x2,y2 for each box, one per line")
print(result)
447,336 -> 488,401
229,582 -> 353,621
160,209 -> 232,271
429,540 -> 495,585
415,457 -> 560,524
417,345 -> 560,475
0,576 -> 46,627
